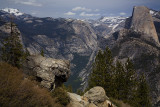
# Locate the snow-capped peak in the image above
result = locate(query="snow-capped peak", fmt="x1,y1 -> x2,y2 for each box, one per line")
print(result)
97,16 -> 127,30
100,16 -> 126,23
149,9 -> 158,16
1,8 -> 24,16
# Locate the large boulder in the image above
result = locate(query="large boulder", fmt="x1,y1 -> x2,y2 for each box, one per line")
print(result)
83,86 -> 109,104
68,86 -> 115,107
67,92 -> 88,107
23,55 -> 70,90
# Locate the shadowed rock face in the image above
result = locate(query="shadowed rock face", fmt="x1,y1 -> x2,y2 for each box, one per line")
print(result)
108,6 -> 160,106
131,6 -> 159,45
23,55 -> 70,90
111,29 -> 160,106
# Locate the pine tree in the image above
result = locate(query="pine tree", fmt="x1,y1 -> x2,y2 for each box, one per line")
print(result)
88,48 -> 151,107
40,48 -> 44,57
88,50 -> 106,88
136,73 -> 151,107
103,47 -> 116,97
114,60 -> 125,99
88,47 -> 115,97
25,48 -> 30,57
1,17 -> 25,68
123,58 -> 138,104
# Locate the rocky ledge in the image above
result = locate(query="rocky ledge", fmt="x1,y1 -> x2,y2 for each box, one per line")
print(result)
23,55 -> 70,90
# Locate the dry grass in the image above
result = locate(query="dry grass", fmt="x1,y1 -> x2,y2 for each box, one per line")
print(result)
0,62 -> 62,107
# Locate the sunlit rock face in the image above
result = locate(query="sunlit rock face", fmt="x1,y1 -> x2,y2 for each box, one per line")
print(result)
130,6 -> 159,45
23,55 -> 70,90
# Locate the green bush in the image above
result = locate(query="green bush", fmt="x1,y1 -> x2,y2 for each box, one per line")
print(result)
51,86 -> 70,106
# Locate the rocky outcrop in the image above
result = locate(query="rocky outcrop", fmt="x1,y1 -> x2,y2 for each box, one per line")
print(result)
83,87 -> 108,104
130,6 -> 159,45
68,86 -> 115,107
23,55 -> 70,90
0,22 -> 23,45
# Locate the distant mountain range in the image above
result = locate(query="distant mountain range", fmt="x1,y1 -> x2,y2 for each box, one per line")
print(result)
0,6 -> 160,106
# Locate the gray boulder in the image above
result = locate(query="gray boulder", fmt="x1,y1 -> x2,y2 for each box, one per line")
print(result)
68,86 -> 115,107
83,86 -> 109,104
23,55 -> 70,90
67,92 -> 88,107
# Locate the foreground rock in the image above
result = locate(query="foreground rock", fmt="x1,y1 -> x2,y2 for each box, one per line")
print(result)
23,55 -> 70,90
83,87 -> 108,104
68,86 -> 115,107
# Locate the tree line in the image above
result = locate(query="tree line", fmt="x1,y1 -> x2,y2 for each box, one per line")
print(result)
88,47 -> 151,107
0,17 -> 45,68
0,17 -> 26,68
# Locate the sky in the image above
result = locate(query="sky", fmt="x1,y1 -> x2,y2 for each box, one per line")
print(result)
0,0 -> 160,19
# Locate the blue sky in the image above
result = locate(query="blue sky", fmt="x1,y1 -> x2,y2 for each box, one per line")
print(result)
0,0 -> 160,19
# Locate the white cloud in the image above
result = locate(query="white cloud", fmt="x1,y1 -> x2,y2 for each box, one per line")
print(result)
94,9 -> 99,12
80,12 -> 100,17
31,12 -> 37,15
119,12 -> 126,15
72,7 -> 92,12
14,0 -> 42,7
109,13 -> 114,16
64,11 -> 76,15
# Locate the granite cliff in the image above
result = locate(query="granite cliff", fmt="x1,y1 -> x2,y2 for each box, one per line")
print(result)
109,6 -> 160,106
130,6 -> 159,45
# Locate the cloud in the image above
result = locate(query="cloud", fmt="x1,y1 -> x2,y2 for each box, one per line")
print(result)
80,12 -> 100,17
109,13 -> 114,16
64,11 -> 76,15
94,9 -> 99,12
31,12 -> 36,15
72,7 -> 92,12
14,0 -> 42,7
119,12 -> 126,15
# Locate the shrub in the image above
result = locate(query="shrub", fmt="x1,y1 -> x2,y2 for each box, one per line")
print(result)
76,89 -> 84,96
51,86 -> 70,106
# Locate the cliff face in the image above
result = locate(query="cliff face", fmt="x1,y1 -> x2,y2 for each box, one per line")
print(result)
110,6 -> 160,106
112,30 -> 160,106
130,6 -> 159,45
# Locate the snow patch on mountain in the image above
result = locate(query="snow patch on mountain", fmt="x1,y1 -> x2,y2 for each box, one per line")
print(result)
98,16 -> 127,30
150,10 -> 155,15
100,16 -> 125,22
150,9 -> 159,16
1,8 -> 24,16
93,23 -> 100,27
